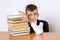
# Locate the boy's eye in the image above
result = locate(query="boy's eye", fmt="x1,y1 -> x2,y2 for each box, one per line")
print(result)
28,14 -> 34,16
27,13 -> 38,16
29,14 -> 33,15
34,13 -> 38,15
34,13 -> 37,15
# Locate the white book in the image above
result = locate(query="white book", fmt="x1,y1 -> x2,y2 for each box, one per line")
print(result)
9,30 -> 30,33
8,22 -> 28,26
9,27 -> 30,32
8,24 -> 28,27
8,21 -> 26,23
9,26 -> 29,29
8,15 -> 22,18
9,31 -> 30,36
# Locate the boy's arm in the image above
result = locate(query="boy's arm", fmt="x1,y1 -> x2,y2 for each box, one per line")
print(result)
18,11 -> 28,22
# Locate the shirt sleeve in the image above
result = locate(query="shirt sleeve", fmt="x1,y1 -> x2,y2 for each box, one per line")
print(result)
31,22 -> 43,34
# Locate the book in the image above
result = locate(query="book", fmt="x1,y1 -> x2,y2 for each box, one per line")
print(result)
9,27 -> 30,32
9,31 -> 30,36
8,23 -> 28,27
8,15 -> 30,36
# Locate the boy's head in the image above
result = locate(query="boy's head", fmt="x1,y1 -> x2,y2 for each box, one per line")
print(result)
25,4 -> 39,22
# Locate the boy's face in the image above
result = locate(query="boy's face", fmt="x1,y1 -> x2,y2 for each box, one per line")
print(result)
26,9 -> 39,22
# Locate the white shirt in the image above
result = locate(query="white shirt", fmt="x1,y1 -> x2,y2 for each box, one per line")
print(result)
31,21 -> 43,34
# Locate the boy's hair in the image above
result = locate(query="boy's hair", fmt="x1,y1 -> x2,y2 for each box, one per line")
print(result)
25,4 -> 37,12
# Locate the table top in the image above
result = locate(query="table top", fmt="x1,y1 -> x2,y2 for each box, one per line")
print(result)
0,32 -> 60,40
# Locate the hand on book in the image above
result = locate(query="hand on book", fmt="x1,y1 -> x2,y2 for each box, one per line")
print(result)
19,11 -> 28,22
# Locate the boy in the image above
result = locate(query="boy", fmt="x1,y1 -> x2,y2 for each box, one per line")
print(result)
19,4 -> 43,34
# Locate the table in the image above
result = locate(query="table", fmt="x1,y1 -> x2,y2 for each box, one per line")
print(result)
0,32 -> 60,40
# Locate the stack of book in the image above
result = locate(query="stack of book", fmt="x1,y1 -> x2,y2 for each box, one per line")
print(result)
7,15 -> 30,36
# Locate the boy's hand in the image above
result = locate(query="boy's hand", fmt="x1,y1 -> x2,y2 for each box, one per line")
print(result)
18,11 -> 28,22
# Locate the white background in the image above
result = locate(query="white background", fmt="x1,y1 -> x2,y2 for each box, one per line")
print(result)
0,0 -> 60,32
